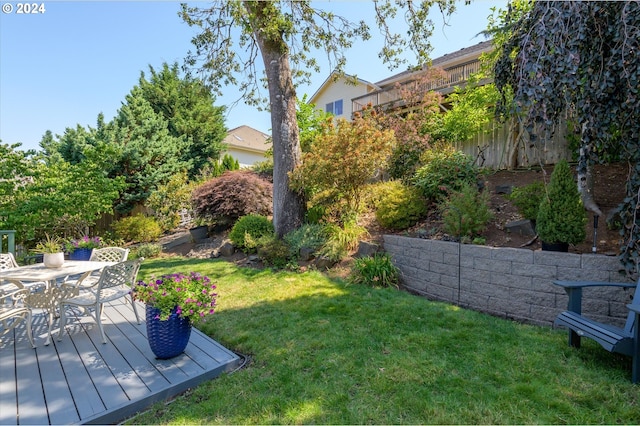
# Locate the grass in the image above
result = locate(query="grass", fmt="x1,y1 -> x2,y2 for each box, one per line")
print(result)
129,257 -> 640,424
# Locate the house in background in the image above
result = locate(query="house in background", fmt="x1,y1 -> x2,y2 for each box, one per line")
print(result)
309,40 -> 494,121
307,40 -> 570,169
222,125 -> 271,168
308,73 -> 379,121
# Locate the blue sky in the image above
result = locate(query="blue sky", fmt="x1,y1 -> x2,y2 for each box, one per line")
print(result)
0,0 -> 506,152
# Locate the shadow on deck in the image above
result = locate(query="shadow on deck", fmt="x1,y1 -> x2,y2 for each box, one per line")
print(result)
0,299 -> 241,425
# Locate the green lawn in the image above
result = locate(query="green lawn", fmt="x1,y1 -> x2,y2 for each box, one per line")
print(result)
129,257 -> 639,424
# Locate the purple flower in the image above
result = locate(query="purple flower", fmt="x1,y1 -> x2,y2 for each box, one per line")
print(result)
133,271 -> 218,321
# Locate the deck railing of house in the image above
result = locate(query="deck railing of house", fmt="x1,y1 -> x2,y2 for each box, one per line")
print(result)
352,59 -> 483,115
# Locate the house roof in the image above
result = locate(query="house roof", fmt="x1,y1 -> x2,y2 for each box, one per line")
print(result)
223,125 -> 271,153
431,39 -> 493,67
374,39 -> 494,88
308,71 -> 379,105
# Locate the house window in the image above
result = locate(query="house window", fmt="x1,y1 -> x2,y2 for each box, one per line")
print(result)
325,99 -> 344,116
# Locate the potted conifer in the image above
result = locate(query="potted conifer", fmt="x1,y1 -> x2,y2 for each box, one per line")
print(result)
536,160 -> 587,252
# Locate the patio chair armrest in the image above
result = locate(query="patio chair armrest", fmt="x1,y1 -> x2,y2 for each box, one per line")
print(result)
62,271 -> 95,289
1,287 -> 30,303
553,280 -> 636,289
554,280 -> 637,315
627,303 -> 640,315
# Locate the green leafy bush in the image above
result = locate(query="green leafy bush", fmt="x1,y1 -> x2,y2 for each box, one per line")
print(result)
284,224 -> 329,256
304,204 -> 327,224
536,160 -> 586,245
112,214 -> 162,243
327,220 -> 368,253
440,184 -> 493,238
370,181 -> 427,230
229,214 -> 274,252
413,146 -> 479,201
257,236 -> 292,270
191,170 -> 272,228
131,243 -> 162,259
146,171 -> 196,232
317,220 -> 368,262
348,253 -> 400,288
509,181 -> 545,221
251,158 -> 274,179
387,139 -> 430,183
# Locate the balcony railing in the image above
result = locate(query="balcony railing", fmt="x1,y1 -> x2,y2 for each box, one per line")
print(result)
352,59 -> 483,115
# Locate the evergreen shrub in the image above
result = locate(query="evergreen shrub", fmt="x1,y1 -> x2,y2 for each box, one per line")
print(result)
440,183 -> 493,238
229,214 -> 274,252
284,224 -> 329,256
257,236 -> 292,270
536,160 -> 586,245
147,172 -> 195,232
413,146 -> 479,201
131,243 -> 162,259
508,181 -> 545,221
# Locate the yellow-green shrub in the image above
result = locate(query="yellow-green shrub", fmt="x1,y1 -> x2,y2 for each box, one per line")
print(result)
371,181 -> 427,230
112,214 -> 162,243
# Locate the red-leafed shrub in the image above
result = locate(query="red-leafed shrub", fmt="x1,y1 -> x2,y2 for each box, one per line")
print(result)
191,170 -> 272,227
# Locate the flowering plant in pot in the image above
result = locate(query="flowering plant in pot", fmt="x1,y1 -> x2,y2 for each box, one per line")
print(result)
65,236 -> 103,260
133,272 -> 218,320
133,272 -> 218,359
64,236 -> 103,251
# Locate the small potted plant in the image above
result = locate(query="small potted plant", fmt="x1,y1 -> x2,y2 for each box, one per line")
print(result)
65,236 -> 103,260
536,160 -> 587,251
133,272 -> 217,359
34,234 -> 65,268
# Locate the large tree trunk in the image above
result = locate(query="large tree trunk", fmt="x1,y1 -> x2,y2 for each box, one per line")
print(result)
249,3 -> 305,237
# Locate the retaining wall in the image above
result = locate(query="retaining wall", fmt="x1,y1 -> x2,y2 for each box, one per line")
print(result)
383,235 -> 635,328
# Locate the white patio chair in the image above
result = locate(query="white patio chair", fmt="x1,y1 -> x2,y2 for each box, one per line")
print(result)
0,253 -> 45,293
64,247 -> 130,289
57,258 -> 142,344
0,286 -> 35,348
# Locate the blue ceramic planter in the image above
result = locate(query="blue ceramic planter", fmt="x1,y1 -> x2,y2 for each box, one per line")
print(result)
69,248 -> 92,260
145,305 -> 192,359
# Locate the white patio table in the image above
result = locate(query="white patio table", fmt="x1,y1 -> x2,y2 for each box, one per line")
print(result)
0,260 -> 115,345
0,260 -> 114,289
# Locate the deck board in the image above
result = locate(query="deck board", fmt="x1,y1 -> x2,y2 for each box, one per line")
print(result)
0,299 -> 241,425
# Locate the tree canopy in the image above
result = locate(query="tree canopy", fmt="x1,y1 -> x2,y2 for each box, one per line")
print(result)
138,62 -> 227,178
180,0 -> 456,236
40,62 -> 227,215
110,86 -> 191,213
493,1 -> 640,273
0,143 -> 125,243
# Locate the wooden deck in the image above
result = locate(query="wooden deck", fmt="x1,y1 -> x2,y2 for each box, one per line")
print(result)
0,299 -> 241,425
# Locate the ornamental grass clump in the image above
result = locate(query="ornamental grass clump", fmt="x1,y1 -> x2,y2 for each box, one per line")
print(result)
349,253 -> 400,288
133,272 -> 217,321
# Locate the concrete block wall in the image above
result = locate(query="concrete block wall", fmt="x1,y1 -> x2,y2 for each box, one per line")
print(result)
383,235 -> 635,327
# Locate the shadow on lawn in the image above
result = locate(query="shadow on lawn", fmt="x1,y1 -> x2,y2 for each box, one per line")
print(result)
133,257 -> 638,424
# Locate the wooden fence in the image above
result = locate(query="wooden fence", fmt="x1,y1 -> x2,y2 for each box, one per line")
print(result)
454,118 -> 572,170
